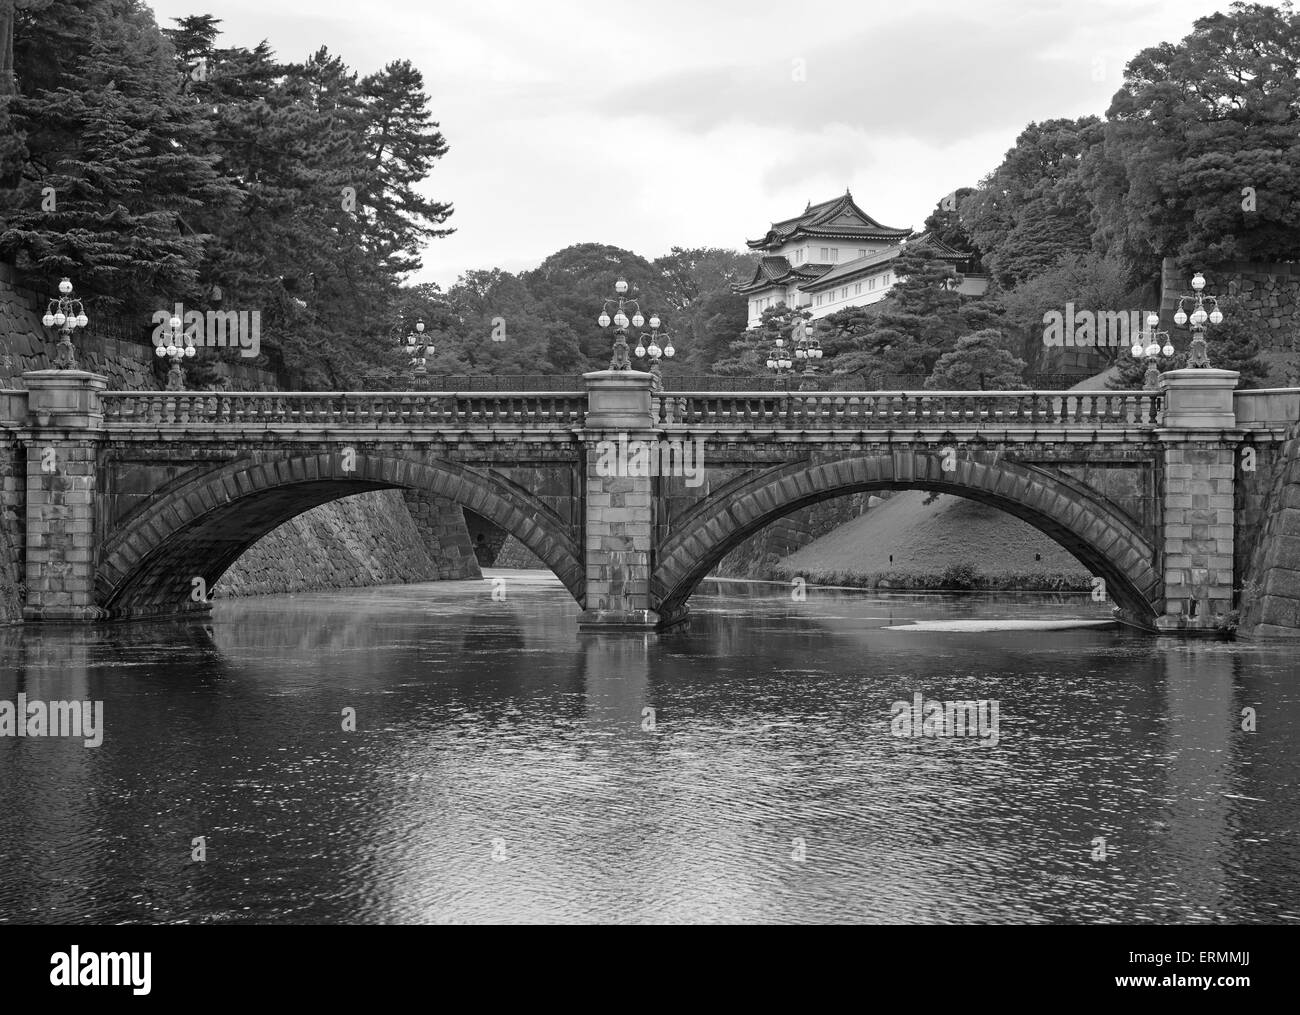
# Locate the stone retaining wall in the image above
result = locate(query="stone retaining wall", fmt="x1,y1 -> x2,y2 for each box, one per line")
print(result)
0,263 -> 282,390
217,490 -> 443,598
1162,257 -> 1300,355
401,491 -> 482,579
1238,421 -> 1300,639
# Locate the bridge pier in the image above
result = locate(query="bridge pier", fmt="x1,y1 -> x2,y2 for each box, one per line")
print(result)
20,370 -> 108,623
577,370 -> 681,630
1156,369 -> 1240,634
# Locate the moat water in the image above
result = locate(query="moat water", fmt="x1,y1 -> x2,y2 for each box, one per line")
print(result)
1,571 -> 1297,924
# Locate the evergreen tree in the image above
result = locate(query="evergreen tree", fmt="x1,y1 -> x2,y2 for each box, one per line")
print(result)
961,117 -> 1100,289
1093,1 -> 1300,272
820,242 -> 987,380
523,243 -> 672,369
922,187 -> 982,269
0,0 -> 237,317
712,302 -> 808,376
686,290 -> 748,372
925,330 -> 1027,390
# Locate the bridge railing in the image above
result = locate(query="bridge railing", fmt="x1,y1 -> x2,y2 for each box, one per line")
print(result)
0,389 -> 28,425
100,391 -> 588,427
1233,388 -> 1300,428
654,390 -> 1164,428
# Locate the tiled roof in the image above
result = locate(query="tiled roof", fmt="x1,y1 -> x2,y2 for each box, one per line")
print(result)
732,256 -> 833,295
907,230 -> 972,259
747,190 -> 911,250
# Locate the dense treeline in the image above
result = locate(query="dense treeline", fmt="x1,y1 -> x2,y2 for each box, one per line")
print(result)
1,2 -> 1296,390
0,3 -> 451,388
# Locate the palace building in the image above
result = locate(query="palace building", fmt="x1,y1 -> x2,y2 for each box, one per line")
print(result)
732,190 -> 985,330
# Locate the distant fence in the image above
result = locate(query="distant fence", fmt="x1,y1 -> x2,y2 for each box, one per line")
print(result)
872,372 -> 1097,390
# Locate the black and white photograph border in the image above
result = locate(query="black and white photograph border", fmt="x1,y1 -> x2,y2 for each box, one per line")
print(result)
0,0 -> 1295,974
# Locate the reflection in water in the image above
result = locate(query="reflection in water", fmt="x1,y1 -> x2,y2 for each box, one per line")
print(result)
0,574 -> 1297,924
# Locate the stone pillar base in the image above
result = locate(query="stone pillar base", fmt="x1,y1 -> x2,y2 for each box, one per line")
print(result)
1154,611 -> 1233,638
23,604 -> 110,624
578,604 -> 690,631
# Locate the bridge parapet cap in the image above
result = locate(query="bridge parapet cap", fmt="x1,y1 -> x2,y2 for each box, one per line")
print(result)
1158,368 -> 1239,429
1233,386 -> 1300,427
584,369 -> 654,429
0,389 -> 29,426
22,370 -> 108,429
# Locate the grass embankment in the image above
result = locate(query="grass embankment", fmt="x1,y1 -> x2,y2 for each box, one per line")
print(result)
776,490 -> 1093,592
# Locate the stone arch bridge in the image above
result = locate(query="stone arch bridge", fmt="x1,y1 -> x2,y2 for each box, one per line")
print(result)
2,368 -> 1296,635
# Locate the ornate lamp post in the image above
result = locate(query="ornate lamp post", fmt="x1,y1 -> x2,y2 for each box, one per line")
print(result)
1129,312 -> 1175,391
40,277 -> 89,370
1172,271 -> 1225,369
632,314 -> 674,392
792,317 -> 823,391
154,312 -> 196,389
766,335 -> 794,388
401,318 -> 431,388
597,279 -> 645,371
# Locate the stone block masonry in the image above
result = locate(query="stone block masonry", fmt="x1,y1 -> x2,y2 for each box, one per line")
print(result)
579,437 -> 663,627
24,436 -> 103,622
400,491 -> 482,580
1238,420 -> 1300,639
1157,442 -> 1236,630
1160,256 -> 1300,354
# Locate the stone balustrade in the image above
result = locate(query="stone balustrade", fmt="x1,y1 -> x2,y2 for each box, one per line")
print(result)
654,389 -> 1164,429
99,390 -> 588,427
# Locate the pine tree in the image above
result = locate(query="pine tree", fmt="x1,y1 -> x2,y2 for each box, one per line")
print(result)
359,59 -> 454,277
819,241 -> 988,381
712,302 -> 808,377
926,330 -> 1027,389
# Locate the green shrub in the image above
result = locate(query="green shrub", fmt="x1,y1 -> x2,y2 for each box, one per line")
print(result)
940,562 -> 981,590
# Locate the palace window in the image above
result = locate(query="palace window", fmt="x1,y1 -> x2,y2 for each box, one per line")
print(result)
858,249 -> 867,259
854,283 -> 862,295
868,278 -> 875,290
841,287 -> 848,299
820,247 -> 828,260
883,273 -> 891,284
816,294 -> 824,306
830,249 -> 839,262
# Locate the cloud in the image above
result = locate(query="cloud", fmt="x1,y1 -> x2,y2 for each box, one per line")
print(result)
591,9 -> 1146,145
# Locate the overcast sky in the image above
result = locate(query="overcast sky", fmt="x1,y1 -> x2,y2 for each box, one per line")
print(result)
144,0 -> 1226,289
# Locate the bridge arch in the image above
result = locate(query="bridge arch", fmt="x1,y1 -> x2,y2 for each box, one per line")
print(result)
652,450 -> 1164,625
96,452 -> 584,619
